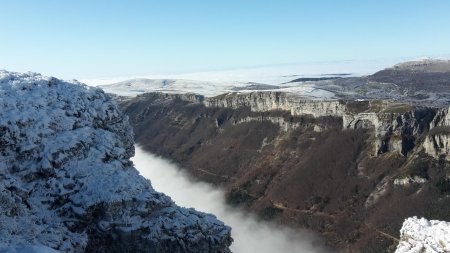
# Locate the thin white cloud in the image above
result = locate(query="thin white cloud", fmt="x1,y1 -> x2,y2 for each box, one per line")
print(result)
132,146 -> 333,253
80,58 -> 403,87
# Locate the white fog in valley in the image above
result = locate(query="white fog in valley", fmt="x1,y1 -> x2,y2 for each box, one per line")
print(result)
132,146 -> 331,253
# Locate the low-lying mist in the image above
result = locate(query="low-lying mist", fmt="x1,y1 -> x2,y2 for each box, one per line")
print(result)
132,146 -> 332,253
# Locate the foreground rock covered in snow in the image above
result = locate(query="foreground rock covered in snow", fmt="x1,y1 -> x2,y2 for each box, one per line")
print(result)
0,70 -> 232,252
395,217 -> 450,253
0,245 -> 60,253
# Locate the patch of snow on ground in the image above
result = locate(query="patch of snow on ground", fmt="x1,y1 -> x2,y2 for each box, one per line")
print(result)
98,78 -> 337,98
98,78 -> 237,97
395,217 -> 450,253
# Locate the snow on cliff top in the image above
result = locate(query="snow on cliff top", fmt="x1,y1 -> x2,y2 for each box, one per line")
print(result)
98,77 -> 336,98
90,58 -> 448,98
99,78 -> 234,97
395,217 -> 450,253
392,58 -> 450,72
83,58 -> 407,98
0,70 -> 231,252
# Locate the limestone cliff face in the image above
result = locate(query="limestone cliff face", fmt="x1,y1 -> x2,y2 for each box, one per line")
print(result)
423,107 -> 450,160
120,91 -> 450,253
423,134 -> 450,160
204,92 -> 346,117
345,109 -> 437,156
430,107 -> 450,128
343,112 -> 385,154
232,116 -> 302,132
0,71 -> 232,253
207,92 -> 443,158
159,91 -> 439,158
146,91 -> 346,117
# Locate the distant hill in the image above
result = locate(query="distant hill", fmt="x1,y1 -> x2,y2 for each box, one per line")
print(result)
390,58 -> 450,72
299,58 -> 450,107
368,58 -> 450,93
100,58 -> 450,107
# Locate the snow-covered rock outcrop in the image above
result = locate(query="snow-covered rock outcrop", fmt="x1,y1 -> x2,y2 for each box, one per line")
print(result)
0,244 -> 60,253
0,70 -> 232,252
395,217 -> 450,253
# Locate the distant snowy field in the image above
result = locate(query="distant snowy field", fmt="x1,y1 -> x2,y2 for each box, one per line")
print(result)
81,59 -> 402,98
90,78 -> 335,98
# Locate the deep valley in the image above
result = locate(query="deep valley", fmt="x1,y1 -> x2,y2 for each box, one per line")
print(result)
120,91 -> 450,252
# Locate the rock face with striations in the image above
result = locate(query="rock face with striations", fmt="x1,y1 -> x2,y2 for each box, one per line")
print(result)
423,107 -> 450,160
120,91 -> 450,252
154,91 -> 440,157
204,91 -> 345,117
0,71 -> 232,252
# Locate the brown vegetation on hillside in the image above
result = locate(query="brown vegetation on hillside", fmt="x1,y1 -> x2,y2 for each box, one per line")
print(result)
121,94 -> 450,252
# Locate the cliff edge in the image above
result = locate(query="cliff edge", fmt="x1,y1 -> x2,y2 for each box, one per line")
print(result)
0,70 -> 232,252
120,91 -> 450,252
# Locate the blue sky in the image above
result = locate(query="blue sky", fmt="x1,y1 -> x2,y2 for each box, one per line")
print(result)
1,0 -> 450,79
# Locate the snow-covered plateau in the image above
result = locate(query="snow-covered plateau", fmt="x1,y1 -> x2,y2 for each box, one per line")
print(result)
0,70 -> 232,252
84,58 -> 401,98
96,78 -> 336,98
87,57 -> 450,107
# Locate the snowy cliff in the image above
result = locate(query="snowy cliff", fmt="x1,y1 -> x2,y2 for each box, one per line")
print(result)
0,70 -> 232,252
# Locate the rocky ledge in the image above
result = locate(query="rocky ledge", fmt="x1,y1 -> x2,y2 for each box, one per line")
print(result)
0,71 -> 232,252
120,90 -> 450,252
133,91 -> 450,160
